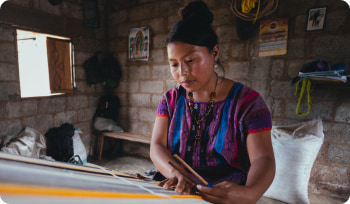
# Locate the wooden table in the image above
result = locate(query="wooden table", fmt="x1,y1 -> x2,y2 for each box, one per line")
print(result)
97,132 -> 151,160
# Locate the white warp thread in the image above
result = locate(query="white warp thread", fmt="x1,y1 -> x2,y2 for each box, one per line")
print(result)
96,165 -> 174,200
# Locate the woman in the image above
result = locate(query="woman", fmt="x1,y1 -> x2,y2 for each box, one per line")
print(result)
150,1 -> 275,203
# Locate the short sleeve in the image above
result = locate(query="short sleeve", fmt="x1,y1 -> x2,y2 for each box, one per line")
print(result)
156,95 -> 169,117
244,96 -> 272,134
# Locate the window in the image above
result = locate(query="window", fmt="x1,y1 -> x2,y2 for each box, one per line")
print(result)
16,29 -> 75,98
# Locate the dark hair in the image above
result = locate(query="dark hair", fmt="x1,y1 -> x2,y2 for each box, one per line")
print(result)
166,1 -> 218,52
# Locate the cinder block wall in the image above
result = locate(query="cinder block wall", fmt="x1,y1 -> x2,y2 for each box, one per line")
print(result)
0,0 -> 107,156
108,0 -> 350,200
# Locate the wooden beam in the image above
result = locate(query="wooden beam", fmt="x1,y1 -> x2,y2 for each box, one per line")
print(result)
0,152 -> 132,178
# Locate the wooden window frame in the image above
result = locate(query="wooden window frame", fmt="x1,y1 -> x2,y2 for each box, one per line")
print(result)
46,37 -> 74,94
16,29 -> 75,98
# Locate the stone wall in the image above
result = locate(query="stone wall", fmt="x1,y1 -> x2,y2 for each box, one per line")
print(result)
0,0 -> 348,201
0,0 -> 107,156
107,0 -> 350,200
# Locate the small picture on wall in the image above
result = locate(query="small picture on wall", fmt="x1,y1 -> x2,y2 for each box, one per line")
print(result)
306,7 -> 327,31
129,27 -> 149,60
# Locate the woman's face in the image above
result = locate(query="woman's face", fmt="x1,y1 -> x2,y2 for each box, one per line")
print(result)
167,41 -> 219,93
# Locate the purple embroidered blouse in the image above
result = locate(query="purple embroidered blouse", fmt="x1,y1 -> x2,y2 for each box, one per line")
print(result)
156,82 -> 272,185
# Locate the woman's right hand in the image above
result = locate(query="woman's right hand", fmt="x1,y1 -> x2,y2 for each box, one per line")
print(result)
151,117 -> 196,194
158,170 -> 196,194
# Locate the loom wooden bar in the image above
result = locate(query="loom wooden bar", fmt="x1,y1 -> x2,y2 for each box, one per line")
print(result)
0,152 -> 131,178
0,153 -> 208,204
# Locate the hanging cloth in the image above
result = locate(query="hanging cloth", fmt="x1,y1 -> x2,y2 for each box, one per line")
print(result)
294,78 -> 312,117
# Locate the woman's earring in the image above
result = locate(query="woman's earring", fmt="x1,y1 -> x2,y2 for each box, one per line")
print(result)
214,63 -> 218,69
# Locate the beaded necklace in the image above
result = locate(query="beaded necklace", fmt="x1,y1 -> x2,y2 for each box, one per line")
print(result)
188,74 -> 218,143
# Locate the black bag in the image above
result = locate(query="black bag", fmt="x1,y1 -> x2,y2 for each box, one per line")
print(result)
45,123 -> 75,162
83,52 -> 122,88
93,94 -> 123,156
100,52 -> 123,89
94,94 -> 121,123
83,52 -> 104,86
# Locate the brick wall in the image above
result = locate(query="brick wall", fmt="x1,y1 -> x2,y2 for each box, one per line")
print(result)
0,0 -> 107,156
108,0 -> 350,200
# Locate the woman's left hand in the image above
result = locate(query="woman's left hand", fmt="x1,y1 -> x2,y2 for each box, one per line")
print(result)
197,181 -> 255,204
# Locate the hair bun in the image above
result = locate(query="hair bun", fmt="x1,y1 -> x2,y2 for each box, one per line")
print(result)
181,1 -> 213,25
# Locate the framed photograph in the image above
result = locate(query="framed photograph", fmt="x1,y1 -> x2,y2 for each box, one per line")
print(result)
306,7 -> 327,31
129,27 -> 149,61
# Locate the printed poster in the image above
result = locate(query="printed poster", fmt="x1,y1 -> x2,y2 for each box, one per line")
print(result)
259,18 -> 288,57
129,27 -> 149,60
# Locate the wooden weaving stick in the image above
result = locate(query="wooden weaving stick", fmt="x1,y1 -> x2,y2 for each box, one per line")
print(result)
173,154 -> 211,186
168,161 -> 197,184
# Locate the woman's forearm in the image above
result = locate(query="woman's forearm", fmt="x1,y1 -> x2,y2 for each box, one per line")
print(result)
245,155 -> 276,202
150,117 -> 177,178
150,143 -> 176,178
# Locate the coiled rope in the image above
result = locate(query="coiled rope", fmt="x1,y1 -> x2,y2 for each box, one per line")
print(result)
241,0 -> 261,23
230,0 -> 278,23
241,0 -> 258,13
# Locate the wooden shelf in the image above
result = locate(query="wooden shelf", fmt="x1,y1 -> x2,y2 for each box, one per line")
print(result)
310,79 -> 349,89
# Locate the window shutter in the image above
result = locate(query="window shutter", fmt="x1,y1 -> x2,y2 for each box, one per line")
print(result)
46,37 -> 73,94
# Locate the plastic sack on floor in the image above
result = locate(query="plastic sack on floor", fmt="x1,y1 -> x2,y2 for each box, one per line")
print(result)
73,129 -> 87,164
94,116 -> 124,132
1,127 -> 46,158
263,119 -> 324,204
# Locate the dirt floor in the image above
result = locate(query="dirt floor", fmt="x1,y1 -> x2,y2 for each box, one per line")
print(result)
88,154 -> 156,178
